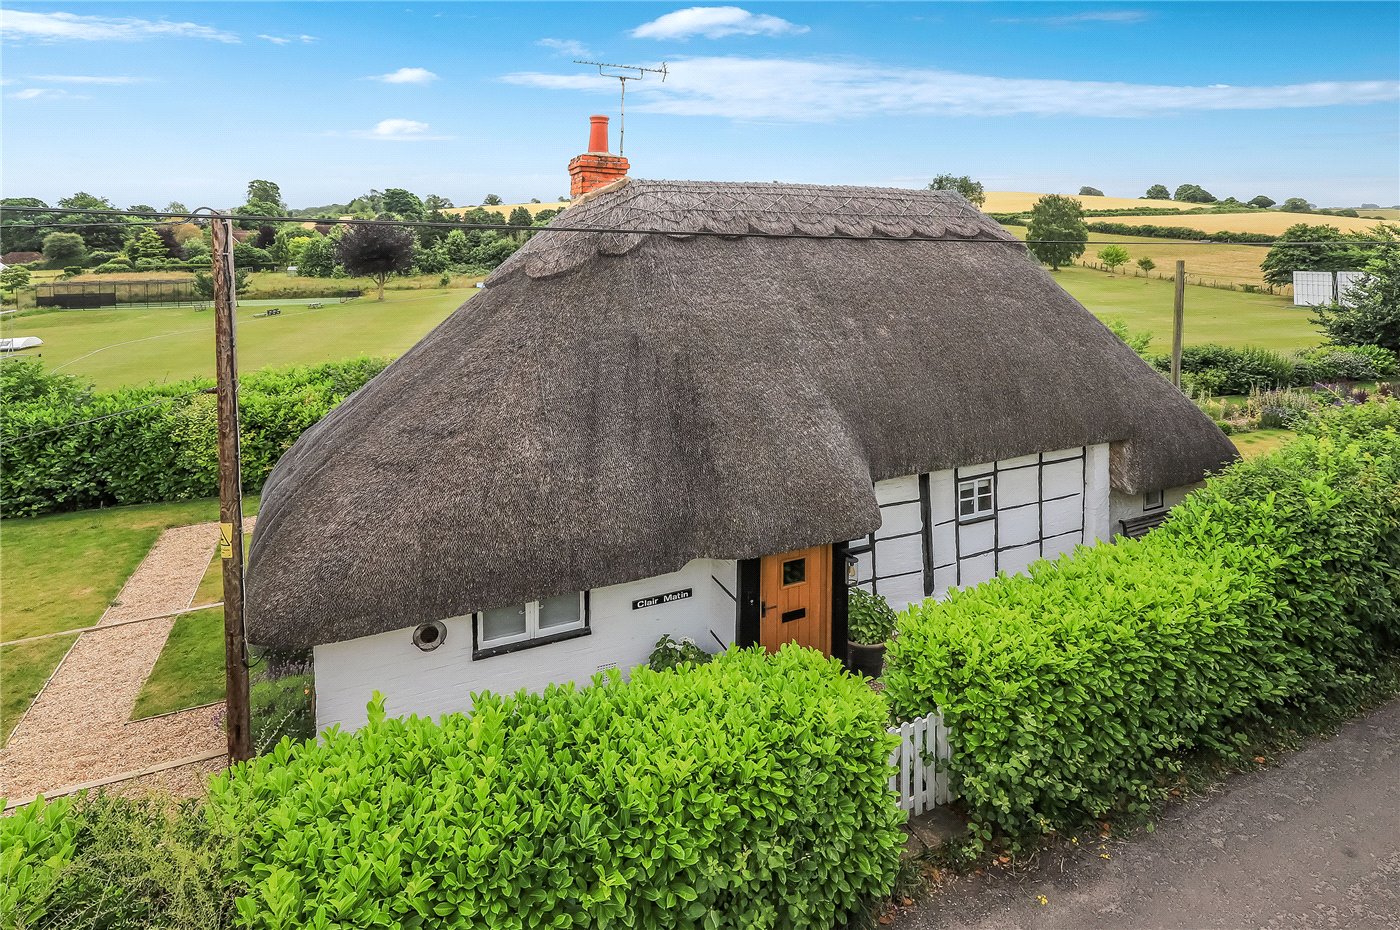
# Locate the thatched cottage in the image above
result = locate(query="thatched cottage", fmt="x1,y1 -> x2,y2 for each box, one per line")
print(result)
246,117 -> 1236,730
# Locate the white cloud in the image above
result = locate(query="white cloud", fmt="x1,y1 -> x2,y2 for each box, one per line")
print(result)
350,118 -> 451,141
537,37 -> 590,57
258,33 -> 317,45
7,87 -> 88,100
0,9 -> 238,43
503,56 -> 1400,120
30,74 -> 147,84
631,7 -> 808,40
369,67 -> 439,85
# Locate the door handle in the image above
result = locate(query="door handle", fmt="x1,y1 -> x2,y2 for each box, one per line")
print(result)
761,600 -> 774,617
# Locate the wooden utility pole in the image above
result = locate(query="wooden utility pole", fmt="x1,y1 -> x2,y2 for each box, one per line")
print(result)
1171,260 -> 1186,391
211,215 -> 252,763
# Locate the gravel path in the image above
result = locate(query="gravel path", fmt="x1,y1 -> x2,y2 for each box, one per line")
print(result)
0,519 -> 254,801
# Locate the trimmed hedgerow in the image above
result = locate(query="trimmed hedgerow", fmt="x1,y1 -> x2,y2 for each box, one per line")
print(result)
0,357 -> 389,517
209,646 -> 904,930
884,401 -> 1400,837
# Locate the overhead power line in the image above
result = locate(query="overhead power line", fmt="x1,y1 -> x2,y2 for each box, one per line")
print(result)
2,205 -> 1394,246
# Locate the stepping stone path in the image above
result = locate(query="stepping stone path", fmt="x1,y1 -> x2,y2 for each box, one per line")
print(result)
1,518 -> 255,801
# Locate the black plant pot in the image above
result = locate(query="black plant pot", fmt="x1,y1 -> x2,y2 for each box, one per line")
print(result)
848,641 -> 886,679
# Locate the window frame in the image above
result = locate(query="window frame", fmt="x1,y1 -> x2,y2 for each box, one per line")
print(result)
1143,489 -> 1165,511
473,592 -> 590,660
956,475 -> 996,524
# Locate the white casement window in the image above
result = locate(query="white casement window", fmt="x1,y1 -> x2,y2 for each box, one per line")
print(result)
475,593 -> 587,653
957,475 -> 995,522
1143,489 -> 1165,510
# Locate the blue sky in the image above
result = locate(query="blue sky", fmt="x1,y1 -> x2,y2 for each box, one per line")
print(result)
2,2 -> 1397,208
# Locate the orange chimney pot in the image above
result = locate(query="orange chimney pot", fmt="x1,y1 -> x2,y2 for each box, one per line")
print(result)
568,115 -> 630,198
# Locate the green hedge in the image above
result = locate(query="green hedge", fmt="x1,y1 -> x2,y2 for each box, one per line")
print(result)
1,357 -> 389,517
208,646 -> 903,930
1142,343 -> 1398,395
884,401 -> 1400,837
1083,221 -> 1277,243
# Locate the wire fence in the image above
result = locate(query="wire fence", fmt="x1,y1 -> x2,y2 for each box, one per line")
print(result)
1076,260 -> 1290,296
32,278 -> 199,310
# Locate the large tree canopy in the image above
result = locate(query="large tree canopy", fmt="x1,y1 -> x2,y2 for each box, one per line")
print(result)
336,223 -> 415,300
927,174 -> 986,207
1260,224 -> 1366,287
1026,194 -> 1087,271
1311,226 -> 1400,353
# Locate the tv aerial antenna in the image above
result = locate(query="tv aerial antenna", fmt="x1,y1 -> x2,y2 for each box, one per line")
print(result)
573,60 -> 668,154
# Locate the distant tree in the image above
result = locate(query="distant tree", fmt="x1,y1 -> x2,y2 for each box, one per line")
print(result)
271,226 -> 317,264
1173,183 -> 1217,204
927,174 -> 986,207
1311,225 -> 1400,352
507,206 -> 533,227
533,208 -> 562,224
192,268 -> 250,299
1136,257 -> 1156,274
1279,197 -> 1312,213
558,195 -> 570,202
57,191 -> 127,252
165,201 -> 189,215
443,229 -> 472,265
1259,223 -> 1364,287
127,227 -> 171,262
1360,203 -> 1381,210
0,266 -> 31,293
182,238 -> 211,260
234,199 -> 282,231
127,204 -> 156,216
233,241 -> 273,269
347,190 -> 385,216
246,180 -> 285,210
482,194 -> 503,206
59,266 -> 84,280
1097,244 -> 1130,271
154,225 -> 182,258
1078,186 -> 1105,197
336,223 -> 415,300
1,197 -> 56,252
382,188 -> 425,219
1143,184 -> 1171,200
423,194 -> 454,212
41,231 -> 87,265
1248,195 -> 1276,209
1026,194 -> 1087,270
298,236 -> 338,277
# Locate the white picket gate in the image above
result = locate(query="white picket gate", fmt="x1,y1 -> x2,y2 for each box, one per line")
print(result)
887,712 -> 952,815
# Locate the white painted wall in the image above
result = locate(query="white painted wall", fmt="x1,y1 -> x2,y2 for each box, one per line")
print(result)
314,559 -> 738,731
851,444 -> 1112,611
1109,484 -> 1197,535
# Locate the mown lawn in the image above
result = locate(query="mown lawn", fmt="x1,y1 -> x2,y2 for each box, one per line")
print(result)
0,287 -> 472,390
1049,265 -> 1321,352
131,607 -> 225,720
1,497 -> 258,734
1,634 -> 77,746
1,497 -> 257,643
191,533 -> 252,607
1231,429 -> 1296,459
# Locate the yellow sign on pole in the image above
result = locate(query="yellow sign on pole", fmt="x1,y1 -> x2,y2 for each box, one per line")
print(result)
220,522 -> 235,559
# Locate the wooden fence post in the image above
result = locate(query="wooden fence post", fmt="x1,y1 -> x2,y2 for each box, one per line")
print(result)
1171,260 -> 1185,391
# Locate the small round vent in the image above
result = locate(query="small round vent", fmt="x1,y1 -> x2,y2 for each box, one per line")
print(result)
412,619 -> 447,652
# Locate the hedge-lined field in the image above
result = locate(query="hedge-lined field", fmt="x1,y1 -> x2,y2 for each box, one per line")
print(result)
2,648 -> 904,930
885,400 -> 1400,837
1,358 -> 386,518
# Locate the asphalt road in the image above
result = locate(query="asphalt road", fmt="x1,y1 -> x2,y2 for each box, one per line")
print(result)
900,696 -> 1400,930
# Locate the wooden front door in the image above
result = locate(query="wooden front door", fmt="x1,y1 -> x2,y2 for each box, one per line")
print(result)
759,545 -> 832,655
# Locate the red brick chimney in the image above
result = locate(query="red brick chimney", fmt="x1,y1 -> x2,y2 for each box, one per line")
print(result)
567,115 -> 629,198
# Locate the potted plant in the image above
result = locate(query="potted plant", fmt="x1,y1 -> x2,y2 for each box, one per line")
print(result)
847,588 -> 897,678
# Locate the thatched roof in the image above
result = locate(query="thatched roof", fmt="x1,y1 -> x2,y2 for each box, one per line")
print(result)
246,180 -> 1236,649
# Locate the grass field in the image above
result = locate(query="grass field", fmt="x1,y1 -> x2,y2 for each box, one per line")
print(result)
1351,208 -> 1400,220
1002,225 -> 1277,289
445,201 -> 568,218
1104,211 -> 1391,237
1,634 -> 77,745
130,606 -> 225,720
1048,265 -> 1319,351
1231,429 -> 1296,459
982,191 -> 1187,212
1,287 -> 470,389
